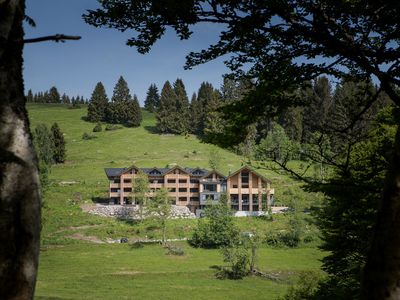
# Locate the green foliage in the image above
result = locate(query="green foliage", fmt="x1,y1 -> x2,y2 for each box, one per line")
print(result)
217,241 -> 250,280
147,188 -> 174,245
105,124 -> 123,131
33,123 -> 55,165
132,171 -> 149,221
51,122 -> 66,163
126,95 -> 142,127
156,79 -> 189,134
279,271 -> 321,300
190,196 -> 240,248
165,243 -> 185,256
87,82 -> 109,122
82,132 -> 97,140
144,83 -> 160,112
208,148 -> 221,170
256,123 -> 300,163
93,123 -> 102,132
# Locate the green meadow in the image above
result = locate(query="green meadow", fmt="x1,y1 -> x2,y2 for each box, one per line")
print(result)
27,103 -> 325,299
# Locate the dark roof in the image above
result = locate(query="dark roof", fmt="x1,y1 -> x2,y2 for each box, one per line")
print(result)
105,166 -> 211,178
141,168 -> 170,176
104,168 -> 126,179
184,167 -> 209,176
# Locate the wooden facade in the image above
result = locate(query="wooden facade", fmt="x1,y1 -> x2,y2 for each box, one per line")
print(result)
105,165 -> 274,214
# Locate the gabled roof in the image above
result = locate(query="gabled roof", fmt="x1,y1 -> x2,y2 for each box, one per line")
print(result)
227,166 -> 271,184
184,167 -> 209,177
104,168 -> 127,179
163,165 -> 191,175
200,169 -> 226,180
120,165 -> 140,175
141,167 -> 170,176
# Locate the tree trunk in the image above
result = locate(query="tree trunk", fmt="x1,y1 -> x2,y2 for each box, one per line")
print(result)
362,125 -> 400,299
0,1 -> 42,299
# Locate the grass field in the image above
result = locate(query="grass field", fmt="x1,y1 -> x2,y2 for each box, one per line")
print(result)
27,103 -> 326,299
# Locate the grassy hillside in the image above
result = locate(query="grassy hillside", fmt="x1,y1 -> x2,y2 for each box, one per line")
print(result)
27,103 -> 325,299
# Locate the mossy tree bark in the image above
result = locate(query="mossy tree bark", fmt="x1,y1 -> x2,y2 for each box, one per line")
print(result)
0,0 -> 41,299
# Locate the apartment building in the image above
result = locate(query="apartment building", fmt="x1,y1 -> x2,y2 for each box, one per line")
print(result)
104,165 -> 274,215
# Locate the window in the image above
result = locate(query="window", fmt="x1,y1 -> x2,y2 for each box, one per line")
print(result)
167,179 -> 176,183
230,194 -> 238,204
190,188 -> 199,193
190,197 -> 199,202
179,179 -> 187,183
114,179 -> 121,183
111,188 -> 119,193
179,197 -> 187,202
203,184 -> 216,192
221,183 -> 227,192
190,179 -> 198,183
123,188 -> 132,192
150,169 -> 161,175
241,172 -> 249,188
252,205 -> 259,211
123,179 -> 131,183
242,194 -> 249,204
232,184 -> 238,188
169,188 -> 176,192
178,188 -> 187,192
252,194 -> 259,204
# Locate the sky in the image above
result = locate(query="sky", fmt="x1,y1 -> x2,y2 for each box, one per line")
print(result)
23,0 -> 230,105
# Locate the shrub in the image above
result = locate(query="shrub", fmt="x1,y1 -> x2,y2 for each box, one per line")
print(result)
190,196 -> 240,248
105,124 -> 123,131
165,244 -> 185,256
82,132 -> 96,140
216,242 -> 250,280
279,271 -> 321,300
93,123 -> 102,132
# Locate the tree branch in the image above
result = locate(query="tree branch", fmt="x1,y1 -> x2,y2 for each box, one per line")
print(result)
23,34 -> 81,44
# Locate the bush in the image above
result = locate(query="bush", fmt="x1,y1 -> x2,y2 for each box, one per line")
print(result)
93,123 -> 102,132
190,197 -> 240,248
165,244 -> 185,256
105,124 -> 123,131
216,242 -> 249,280
82,132 -> 96,140
279,271 -> 321,300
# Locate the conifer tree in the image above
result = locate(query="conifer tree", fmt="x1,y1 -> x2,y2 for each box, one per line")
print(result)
189,92 -> 203,135
107,76 -> 131,124
26,89 -> 33,102
33,124 -> 55,166
87,82 -> 109,122
203,90 -> 224,143
126,94 -> 142,127
50,122 -> 66,163
48,86 -> 61,103
144,83 -> 160,112
190,82 -> 215,135
173,78 -> 190,134
156,81 -> 177,133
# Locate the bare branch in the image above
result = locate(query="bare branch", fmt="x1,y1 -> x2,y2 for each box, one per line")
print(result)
23,34 -> 81,44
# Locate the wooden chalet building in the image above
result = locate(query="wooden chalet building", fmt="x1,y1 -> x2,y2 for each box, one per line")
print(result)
104,165 -> 274,216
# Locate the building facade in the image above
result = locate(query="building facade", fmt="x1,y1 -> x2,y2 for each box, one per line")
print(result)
104,165 -> 274,215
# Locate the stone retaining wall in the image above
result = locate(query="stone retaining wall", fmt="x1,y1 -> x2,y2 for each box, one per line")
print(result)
87,204 -> 196,219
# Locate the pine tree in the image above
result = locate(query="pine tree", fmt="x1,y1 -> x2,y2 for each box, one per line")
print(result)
156,81 -> 177,133
107,76 -> 132,124
173,78 -> 190,134
189,92 -> 203,134
48,86 -> 60,103
50,122 -> 66,163
203,90 -> 224,143
26,89 -> 33,102
144,83 -> 160,112
87,82 -> 109,122
302,76 -> 333,142
126,94 -> 142,127
191,82 -> 215,135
